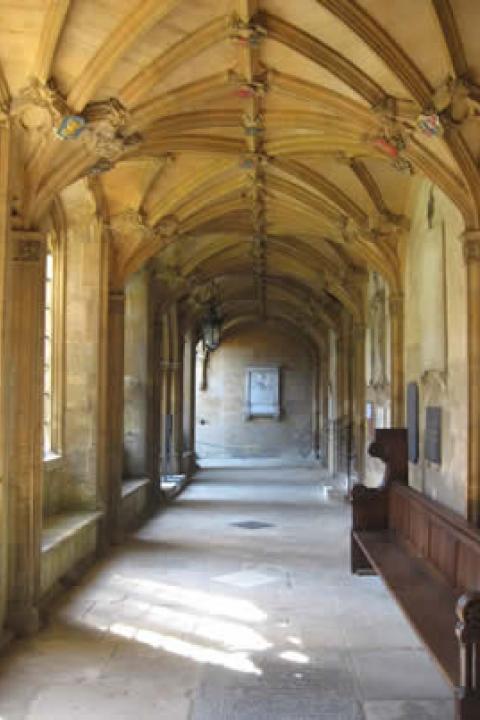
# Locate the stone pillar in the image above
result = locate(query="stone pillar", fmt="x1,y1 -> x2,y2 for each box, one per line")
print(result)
105,290 -> 125,543
345,329 -> 354,490
182,331 -> 197,476
147,297 -> 161,483
0,120 -> 10,637
320,345 -> 329,468
463,231 -> 480,525
7,230 -> 46,636
169,307 -> 183,475
390,293 -> 405,427
336,331 -> 346,475
353,323 -> 367,483
312,352 -> 321,459
328,330 -> 337,476
159,313 -> 170,478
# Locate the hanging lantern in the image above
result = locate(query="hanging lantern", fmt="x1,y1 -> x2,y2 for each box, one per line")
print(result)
202,304 -> 221,351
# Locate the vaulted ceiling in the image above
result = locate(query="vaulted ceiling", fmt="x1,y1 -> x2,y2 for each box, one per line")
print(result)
2,0 -> 480,332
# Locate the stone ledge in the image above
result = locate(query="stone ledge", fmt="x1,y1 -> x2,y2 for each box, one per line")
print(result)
41,510 -> 103,554
43,452 -> 64,471
120,478 -> 152,533
121,477 -> 150,499
41,511 -> 103,598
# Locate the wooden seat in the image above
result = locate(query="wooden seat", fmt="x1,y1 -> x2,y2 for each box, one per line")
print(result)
354,529 -> 459,685
352,429 -> 480,720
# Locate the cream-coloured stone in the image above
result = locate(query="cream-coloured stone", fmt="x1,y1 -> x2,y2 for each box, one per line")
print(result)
405,179 -> 467,514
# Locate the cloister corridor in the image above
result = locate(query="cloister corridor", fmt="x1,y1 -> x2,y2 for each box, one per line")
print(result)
0,467 -> 450,720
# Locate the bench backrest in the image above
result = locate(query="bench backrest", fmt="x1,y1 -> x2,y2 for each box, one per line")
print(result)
389,483 -> 480,593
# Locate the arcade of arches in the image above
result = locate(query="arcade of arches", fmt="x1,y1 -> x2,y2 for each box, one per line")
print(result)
1,0 -> 480,707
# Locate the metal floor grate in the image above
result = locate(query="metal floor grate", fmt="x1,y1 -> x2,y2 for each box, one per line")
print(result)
230,521 -> 275,530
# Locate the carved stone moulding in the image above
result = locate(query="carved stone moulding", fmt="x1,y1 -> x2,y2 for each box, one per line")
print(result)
463,230 -> 480,264
12,232 -> 45,263
12,78 -> 69,134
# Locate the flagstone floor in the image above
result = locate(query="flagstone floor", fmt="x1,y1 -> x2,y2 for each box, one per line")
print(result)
0,467 -> 452,719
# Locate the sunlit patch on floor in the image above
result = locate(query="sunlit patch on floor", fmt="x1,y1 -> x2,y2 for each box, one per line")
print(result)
109,622 -> 262,675
213,570 -> 280,589
279,650 -> 310,664
109,575 -> 267,622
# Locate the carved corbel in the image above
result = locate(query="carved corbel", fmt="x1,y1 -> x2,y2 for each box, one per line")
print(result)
154,214 -> 179,240
10,78 -> 75,143
369,211 -> 410,239
82,98 -> 142,161
338,215 -> 359,244
432,75 -> 480,126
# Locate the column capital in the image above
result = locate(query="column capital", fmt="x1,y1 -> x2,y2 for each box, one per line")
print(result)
463,229 -> 480,264
389,293 -> 404,317
11,230 -> 46,263
0,107 -> 9,129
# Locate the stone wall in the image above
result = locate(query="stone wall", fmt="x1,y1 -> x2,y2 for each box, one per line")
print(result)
404,179 -> 467,515
123,269 -> 148,478
43,181 -> 107,516
196,323 -> 314,460
365,272 -> 392,487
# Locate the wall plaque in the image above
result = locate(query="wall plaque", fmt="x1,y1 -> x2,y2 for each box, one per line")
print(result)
425,406 -> 442,465
407,382 -> 419,463
245,366 -> 281,420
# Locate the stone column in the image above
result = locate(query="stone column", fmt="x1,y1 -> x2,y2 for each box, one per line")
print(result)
390,293 -> 405,427
320,345 -> 329,468
7,230 -> 46,636
0,119 -> 10,637
345,328 -> 354,490
182,331 -> 197,476
147,297 -> 161,484
105,290 -> 125,543
463,231 -> 480,525
312,351 -> 321,460
169,307 -> 183,475
353,323 -> 367,483
336,331 -> 346,475
159,314 -> 170,478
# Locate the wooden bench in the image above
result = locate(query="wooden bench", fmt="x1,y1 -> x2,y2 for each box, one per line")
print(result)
352,429 -> 480,720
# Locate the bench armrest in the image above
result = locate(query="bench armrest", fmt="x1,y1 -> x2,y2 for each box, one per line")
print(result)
352,484 -> 388,532
456,593 -> 480,709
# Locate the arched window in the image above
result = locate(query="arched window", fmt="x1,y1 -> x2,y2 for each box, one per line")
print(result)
43,243 -> 54,454
43,232 -> 64,459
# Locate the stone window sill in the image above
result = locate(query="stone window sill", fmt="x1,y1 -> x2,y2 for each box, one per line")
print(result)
41,510 -> 103,554
43,452 -> 64,471
122,477 -> 150,499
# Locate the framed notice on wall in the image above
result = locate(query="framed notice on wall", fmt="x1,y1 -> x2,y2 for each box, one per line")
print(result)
425,406 -> 442,465
245,366 -> 281,420
407,382 -> 419,464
